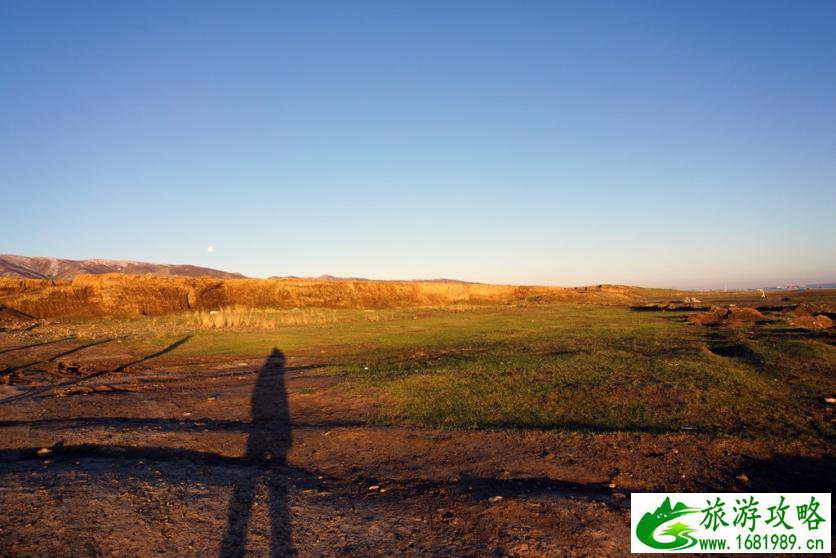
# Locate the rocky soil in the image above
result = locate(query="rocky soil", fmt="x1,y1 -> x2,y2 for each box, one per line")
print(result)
0,340 -> 833,557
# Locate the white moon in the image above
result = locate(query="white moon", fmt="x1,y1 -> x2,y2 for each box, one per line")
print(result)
207,245 -> 215,253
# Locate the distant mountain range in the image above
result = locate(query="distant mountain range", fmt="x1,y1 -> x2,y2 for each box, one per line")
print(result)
268,274 -> 477,284
0,254 -> 245,280
1,254 -> 472,283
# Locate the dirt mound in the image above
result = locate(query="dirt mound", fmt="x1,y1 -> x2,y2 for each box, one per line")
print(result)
789,302 -> 836,318
782,303 -> 835,329
688,306 -> 765,326
789,314 -> 833,329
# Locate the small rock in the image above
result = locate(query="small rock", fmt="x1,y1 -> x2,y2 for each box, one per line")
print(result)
488,495 -> 504,503
36,448 -> 51,457
736,473 -> 750,482
368,485 -> 380,491
825,397 -> 835,404
437,509 -> 454,520
608,482 -> 617,489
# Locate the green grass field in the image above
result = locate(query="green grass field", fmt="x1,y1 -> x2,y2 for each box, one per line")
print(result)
34,302 -> 834,442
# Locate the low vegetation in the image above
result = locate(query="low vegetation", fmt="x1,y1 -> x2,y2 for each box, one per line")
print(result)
188,305 -> 408,329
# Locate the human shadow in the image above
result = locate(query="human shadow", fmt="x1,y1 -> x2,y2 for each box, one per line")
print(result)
219,348 -> 294,557
732,454 -> 836,493
0,342 -> 297,555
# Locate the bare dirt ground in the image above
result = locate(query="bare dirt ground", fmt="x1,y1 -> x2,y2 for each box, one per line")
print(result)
1,338 -> 833,557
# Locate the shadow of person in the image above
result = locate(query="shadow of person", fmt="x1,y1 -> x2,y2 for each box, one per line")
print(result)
220,348 -> 294,557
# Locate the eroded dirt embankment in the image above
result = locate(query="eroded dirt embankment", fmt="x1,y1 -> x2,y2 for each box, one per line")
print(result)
0,275 -> 645,318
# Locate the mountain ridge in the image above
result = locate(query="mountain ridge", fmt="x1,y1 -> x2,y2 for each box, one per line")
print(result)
0,254 -> 244,280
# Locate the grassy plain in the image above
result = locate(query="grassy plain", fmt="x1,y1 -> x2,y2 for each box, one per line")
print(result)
2,286 -> 835,556
11,299 -> 833,443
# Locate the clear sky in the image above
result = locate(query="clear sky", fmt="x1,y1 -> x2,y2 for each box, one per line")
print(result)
2,1 -> 834,288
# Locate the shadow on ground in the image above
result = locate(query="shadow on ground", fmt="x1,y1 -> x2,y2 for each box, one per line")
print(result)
736,454 -> 836,493
0,336 -> 192,405
0,345 -> 298,557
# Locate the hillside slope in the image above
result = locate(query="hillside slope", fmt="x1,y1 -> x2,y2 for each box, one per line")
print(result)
0,254 -> 244,280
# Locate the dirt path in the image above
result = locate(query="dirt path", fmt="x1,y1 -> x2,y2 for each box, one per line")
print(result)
0,346 -> 832,557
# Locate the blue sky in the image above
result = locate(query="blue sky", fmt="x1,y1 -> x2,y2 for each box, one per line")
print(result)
2,1 -> 834,288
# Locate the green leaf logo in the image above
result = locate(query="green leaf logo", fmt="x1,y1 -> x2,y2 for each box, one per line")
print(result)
636,497 -> 700,550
